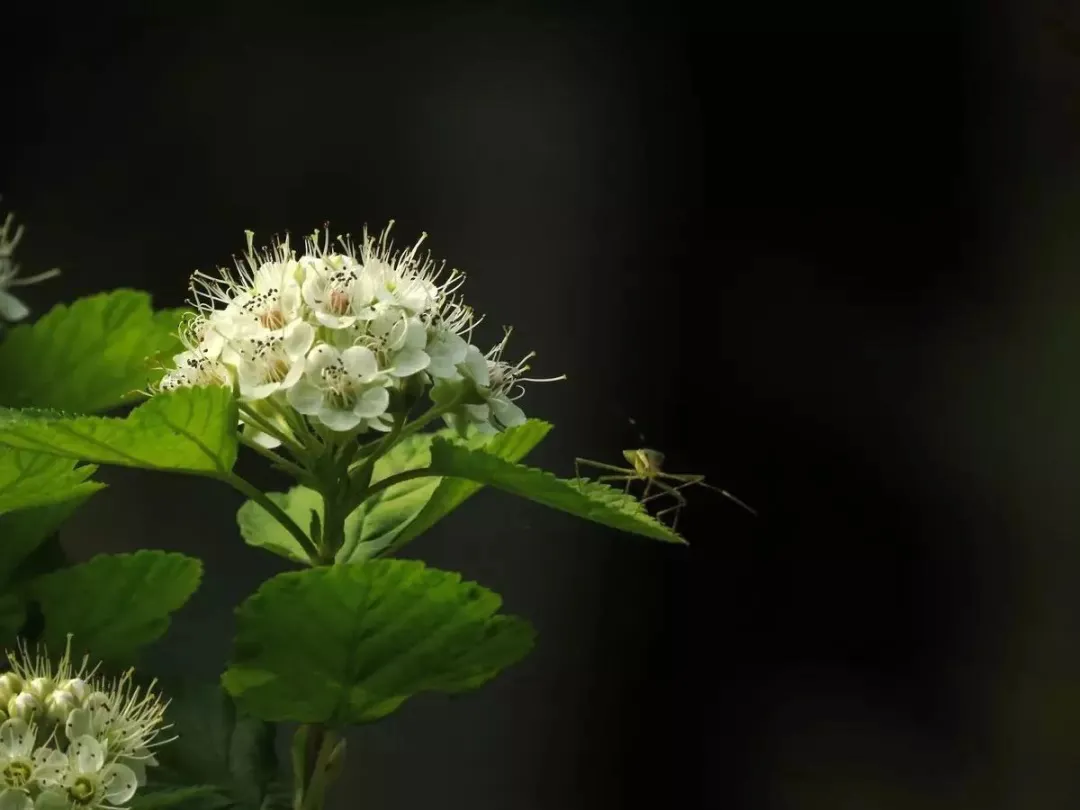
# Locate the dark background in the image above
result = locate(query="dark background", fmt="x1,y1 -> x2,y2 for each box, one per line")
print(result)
8,2 -> 1080,808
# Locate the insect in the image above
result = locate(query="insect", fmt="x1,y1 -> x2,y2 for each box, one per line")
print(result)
574,446 -> 757,532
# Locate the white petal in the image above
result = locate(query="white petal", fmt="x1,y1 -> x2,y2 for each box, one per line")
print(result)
465,403 -> 490,422
317,406 -> 362,432
314,311 -> 356,329
340,345 -> 378,380
389,349 -> 430,377
490,397 -> 526,429
0,790 -> 32,810
242,422 -> 283,450
65,708 -> 90,741
0,719 -> 28,756
0,291 -> 30,322
404,317 -> 428,349
462,345 -> 489,386
352,386 -> 390,419
280,359 -> 305,390
102,763 -> 139,804
71,734 -> 104,773
286,379 -> 324,415
32,791 -> 68,810
304,343 -> 340,374
284,320 -> 315,358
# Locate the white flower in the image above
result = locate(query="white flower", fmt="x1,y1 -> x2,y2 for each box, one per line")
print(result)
449,330 -> 564,433
222,320 -> 315,401
0,719 -> 37,791
287,344 -> 391,431
189,232 -> 303,332
0,212 -> 60,324
425,328 -> 469,380
300,244 -> 374,329
34,736 -> 137,810
368,312 -> 430,377
64,670 -> 170,767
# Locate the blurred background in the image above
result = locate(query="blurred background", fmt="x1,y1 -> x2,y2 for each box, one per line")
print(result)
7,2 -> 1080,808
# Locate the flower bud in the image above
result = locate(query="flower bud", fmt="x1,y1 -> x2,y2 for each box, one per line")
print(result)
46,689 -> 76,724
0,673 -> 23,695
84,691 -> 109,711
59,678 -> 90,704
8,692 -> 39,721
27,676 -> 54,701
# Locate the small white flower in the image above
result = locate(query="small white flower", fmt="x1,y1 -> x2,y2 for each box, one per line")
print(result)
425,328 -> 469,380
0,719 -> 37,790
0,212 -> 60,324
368,312 -> 430,377
64,670 -> 170,766
300,242 -> 374,329
189,231 -> 303,331
449,330 -> 563,433
223,319 -> 315,401
38,735 -> 138,810
287,343 -> 391,431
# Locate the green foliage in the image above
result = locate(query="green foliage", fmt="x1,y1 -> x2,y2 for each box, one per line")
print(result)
236,488 -> 318,565
358,419 -> 552,557
25,550 -> 203,663
425,436 -> 686,543
0,289 -> 187,413
149,680 -> 279,810
0,448 -> 103,513
0,493 -> 93,586
0,386 -> 239,475
221,560 -> 535,724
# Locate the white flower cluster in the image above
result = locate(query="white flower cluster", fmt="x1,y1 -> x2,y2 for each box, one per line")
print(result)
0,210 -> 60,324
156,222 -> 561,445
0,640 -> 170,810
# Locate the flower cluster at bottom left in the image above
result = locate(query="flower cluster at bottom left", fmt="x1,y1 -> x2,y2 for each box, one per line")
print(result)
0,637 -> 171,810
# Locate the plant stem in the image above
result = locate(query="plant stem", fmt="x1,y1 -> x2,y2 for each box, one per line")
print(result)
238,404 -> 309,460
237,434 -> 314,484
220,470 -> 318,562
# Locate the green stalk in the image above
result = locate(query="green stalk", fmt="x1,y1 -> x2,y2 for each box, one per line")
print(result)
220,470 -> 318,562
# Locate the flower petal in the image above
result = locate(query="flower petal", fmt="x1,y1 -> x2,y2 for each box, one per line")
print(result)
389,349 -> 430,377
341,345 -> 378,380
32,790 -> 68,810
71,734 -> 104,774
304,343 -> 340,375
102,762 -> 139,805
286,380 -> 324,415
352,386 -> 390,419
0,291 -> 30,322
462,345 -> 489,386
64,708 -> 90,741
490,397 -> 526,429
317,406 -> 363,432
0,790 -> 32,810
284,320 -> 315,358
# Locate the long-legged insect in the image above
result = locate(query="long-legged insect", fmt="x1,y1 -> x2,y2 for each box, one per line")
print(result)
574,448 -> 757,532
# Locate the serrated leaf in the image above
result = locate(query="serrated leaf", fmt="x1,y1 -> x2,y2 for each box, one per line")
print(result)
0,289 -> 187,413
26,550 -> 203,663
221,560 -> 535,724
425,437 -> 686,544
382,420 -> 552,553
149,679 -> 276,809
0,448 -> 103,513
237,489 -> 318,565
0,492 -> 94,586
0,386 -> 239,475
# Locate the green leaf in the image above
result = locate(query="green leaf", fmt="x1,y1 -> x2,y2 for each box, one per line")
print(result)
345,419 -> 551,559
0,448 -> 103,513
150,679 -> 277,810
236,488 -> 318,566
221,560 -> 535,724
425,436 -> 686,544
26,550 -> 203,663
0,289 -> 187,413
0,492 -> 94,587
0,386 -> 239,475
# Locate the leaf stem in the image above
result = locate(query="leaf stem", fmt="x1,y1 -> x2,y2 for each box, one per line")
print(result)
361,467 -> 440,501
220,470 -> 318,562
237,434 -> 313,484
238,404 -> 309,460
